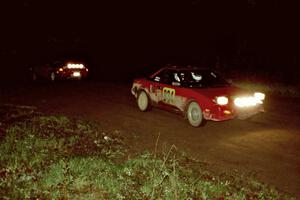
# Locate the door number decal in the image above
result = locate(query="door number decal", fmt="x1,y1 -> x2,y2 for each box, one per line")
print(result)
162,87 -> 175,104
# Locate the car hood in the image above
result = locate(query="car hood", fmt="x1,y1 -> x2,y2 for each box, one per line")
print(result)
193,86 -> 251,99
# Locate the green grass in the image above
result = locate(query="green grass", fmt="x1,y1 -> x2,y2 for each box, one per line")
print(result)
0,104 -> 296,200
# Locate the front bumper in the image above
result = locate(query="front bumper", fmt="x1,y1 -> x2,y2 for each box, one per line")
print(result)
56,69 -> 88,80
235,105 -> 265,120
203,104 -> 264,121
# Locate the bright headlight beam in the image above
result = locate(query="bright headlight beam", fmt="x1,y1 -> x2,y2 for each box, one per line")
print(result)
254,92 -> 265,101
216,96 -> 228,105
234,96 -> 260,107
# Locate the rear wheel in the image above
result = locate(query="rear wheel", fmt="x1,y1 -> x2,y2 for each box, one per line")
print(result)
137,91 -> 150,111
186,101 -> 204,127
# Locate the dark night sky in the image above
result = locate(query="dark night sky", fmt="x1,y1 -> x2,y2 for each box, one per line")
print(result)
0,0 -> 299,81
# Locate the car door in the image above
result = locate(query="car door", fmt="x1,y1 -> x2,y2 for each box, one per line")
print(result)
148,70 -> 165,104
150,69 -> 180,109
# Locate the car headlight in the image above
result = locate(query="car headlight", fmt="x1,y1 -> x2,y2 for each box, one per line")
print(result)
234,97 -> 256,107
216,96 -> 228,105
234,93 -> 265,107
254,92 -> 265,101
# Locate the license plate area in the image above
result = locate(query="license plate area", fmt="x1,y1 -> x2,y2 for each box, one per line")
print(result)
72,71 -> 81,77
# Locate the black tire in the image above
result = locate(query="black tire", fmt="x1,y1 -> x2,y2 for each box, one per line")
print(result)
186,101 -> 204,127
137,90 -> 151,111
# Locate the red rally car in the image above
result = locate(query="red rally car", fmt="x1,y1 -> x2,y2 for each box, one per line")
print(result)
131,65 -> 265,127
30,60 -> 88,81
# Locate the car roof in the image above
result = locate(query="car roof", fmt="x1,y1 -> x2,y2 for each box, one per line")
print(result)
150,65 -> 211,78
166,66 -> 210,71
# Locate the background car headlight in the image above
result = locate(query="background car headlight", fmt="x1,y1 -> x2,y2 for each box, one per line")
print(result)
67,63 -> 84,69
216,96 -> 228,105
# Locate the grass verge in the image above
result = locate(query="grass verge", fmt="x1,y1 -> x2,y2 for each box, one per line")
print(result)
0,104 -> 296,199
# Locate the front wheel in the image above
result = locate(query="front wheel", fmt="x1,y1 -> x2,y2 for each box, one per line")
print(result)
50,72 -> 56,81
137,91 -> 150,111
186,101 -> 204,127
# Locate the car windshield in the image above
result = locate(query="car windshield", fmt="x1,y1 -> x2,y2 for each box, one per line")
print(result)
177,69 -> 230,88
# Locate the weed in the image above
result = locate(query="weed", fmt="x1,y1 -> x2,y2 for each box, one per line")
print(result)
0,104 -> 296,199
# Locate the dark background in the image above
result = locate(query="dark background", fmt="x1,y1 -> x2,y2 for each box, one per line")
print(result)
0,0 -> 299,83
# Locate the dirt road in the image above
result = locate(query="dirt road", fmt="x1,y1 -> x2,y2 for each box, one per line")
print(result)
1,81 -> 300,198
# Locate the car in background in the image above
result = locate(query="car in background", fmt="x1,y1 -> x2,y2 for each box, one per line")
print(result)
131,65 -> 265,127
30,60 -> 88,81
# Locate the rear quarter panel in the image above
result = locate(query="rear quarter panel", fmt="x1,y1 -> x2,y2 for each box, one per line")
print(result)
131,78 -> 151,97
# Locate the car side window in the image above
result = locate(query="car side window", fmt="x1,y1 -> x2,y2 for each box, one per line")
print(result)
162,70 -> 178,85
152,69 -> 180,85
152,69 -> 167,83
